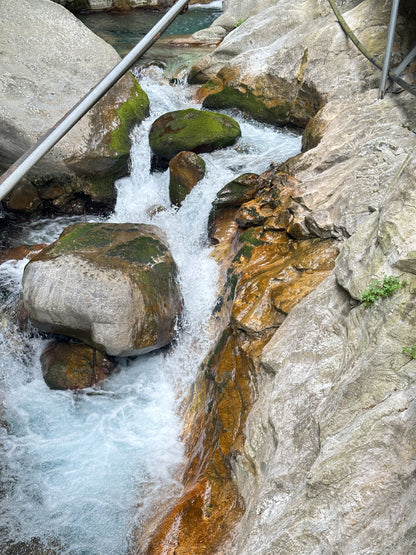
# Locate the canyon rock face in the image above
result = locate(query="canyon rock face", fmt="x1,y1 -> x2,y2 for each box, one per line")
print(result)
226,144 -> 416,554
22,223 -> 183,357
191,0 -> 412,128
0,0 -> 149,214
144,0 -> 416,552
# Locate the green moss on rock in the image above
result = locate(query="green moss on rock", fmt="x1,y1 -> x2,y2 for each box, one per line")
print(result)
149,108 -> 241,161
106,236 -> 168,264
110,77 -> 150,156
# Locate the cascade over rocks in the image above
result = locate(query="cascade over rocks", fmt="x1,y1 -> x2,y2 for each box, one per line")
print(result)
0,0 -> 149,215
22,223 -> 183,357
148,108 -> 241,165
143,0 -> 416,550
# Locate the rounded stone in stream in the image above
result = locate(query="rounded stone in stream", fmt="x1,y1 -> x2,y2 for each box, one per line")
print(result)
148,108 -> 241,164
22,223 -> 183,357
169,151 -> 206,206
41,341 -> 115,390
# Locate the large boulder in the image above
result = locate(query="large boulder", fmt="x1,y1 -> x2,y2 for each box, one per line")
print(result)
22,223 -> 183,356
192,0 -> 412,127
0,0 -> 149,214
149,108 -> 241,164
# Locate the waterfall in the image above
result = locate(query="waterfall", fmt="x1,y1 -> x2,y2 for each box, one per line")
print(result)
0,68 -> 302,554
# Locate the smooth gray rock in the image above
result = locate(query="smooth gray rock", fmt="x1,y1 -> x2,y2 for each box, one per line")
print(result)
283,90 -> 416,240
190,0 -> 367,84
22,223 -> 183,357
0,0 -> 149,206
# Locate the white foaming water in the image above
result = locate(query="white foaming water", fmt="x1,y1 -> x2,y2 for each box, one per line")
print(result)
0,69 -> 301,554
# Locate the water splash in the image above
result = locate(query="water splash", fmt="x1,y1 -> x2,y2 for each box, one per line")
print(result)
0,70 -> 301,554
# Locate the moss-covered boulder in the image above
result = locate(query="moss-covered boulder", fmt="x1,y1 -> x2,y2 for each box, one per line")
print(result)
169,151 -> 206,207
22,223 -> 183,357
148,108 -> 241,164
41,340 -> 116,390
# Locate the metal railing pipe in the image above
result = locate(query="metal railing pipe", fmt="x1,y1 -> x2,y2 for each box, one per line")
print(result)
378,0 -> 400,99
0,0 -> 190,201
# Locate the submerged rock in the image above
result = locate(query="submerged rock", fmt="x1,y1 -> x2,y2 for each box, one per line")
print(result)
169,151 -> 206,207
22,223 -> 183,356
41,340 -> 116,390
0,0 -> 149,215
149,108 -> 241,165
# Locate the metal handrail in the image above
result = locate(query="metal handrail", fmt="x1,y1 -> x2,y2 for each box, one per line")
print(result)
0,0 -> 190,201
327,0 -> 416,98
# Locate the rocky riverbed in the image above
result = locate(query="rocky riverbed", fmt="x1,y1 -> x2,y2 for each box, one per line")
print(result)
1,0 -> 416,553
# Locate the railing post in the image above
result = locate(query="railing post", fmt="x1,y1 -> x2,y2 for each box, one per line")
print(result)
378,0 -> 401,99
0,0 -> 190,202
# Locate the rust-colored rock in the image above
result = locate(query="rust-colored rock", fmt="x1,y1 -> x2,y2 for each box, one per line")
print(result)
40,340 -> 116,390
143,167 -> 340,552
143,328 -> 265,554
0,244 -> 46,265
169,151 -> 206,207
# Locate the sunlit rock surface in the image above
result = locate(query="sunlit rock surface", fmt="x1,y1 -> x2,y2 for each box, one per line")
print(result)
22,223 -> 183,356
0,0 -> 149,214
192,0 -> 411,128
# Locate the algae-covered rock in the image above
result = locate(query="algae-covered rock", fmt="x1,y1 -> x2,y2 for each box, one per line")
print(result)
22,223 -> 183,356
149,108 -> 241,163
169,151 -> 206,207
41,340 -> 116,390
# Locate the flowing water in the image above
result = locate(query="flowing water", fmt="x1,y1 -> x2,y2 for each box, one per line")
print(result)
0,14 -> 302,554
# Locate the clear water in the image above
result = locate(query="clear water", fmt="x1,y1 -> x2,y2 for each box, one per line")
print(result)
79,3 -> 223,57
0,68 -> 302,553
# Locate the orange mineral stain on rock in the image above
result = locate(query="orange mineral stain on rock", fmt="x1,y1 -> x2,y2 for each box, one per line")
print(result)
141,169 -> 339,553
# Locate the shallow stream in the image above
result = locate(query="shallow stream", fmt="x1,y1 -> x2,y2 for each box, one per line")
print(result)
0,6 -> 302,553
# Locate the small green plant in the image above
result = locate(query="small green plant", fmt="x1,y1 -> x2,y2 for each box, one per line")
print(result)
236,18 -> 248,27
403,345 -> 416,359
360,274 -> 407,307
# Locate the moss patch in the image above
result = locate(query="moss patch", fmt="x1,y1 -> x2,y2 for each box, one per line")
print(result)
110,76 -> 150,156
149,108 -> 241,161
106,236 -> 168,265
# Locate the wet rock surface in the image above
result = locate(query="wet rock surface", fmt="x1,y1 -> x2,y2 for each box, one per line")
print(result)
169,151 -> 206,207
22,223 -> 183,356
149,108 -> 241,165
41,340 -> 116,390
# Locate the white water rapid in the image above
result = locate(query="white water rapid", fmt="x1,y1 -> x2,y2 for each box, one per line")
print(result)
0,68 -> 301,554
